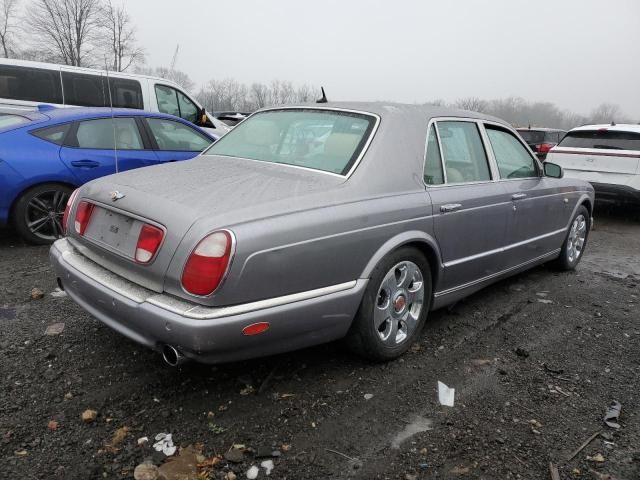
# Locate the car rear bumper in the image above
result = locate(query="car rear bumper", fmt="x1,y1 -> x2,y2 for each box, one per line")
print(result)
50,238 -> 366,364
591,182 -> 640,204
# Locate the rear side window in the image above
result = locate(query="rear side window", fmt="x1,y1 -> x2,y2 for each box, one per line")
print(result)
558,130 -> 640,151
437,121 -> 491,183
32,123 -> 70,145
62,72 -> 106,107
72,118 -> 143,150
0,64 -> 63,104
108,78 -> 143,109
486,126 -> 537,179
424,124 -> 444,185
146,118 -> 212,151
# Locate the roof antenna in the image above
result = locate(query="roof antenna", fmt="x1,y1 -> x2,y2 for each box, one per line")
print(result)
610,120 -> 616,126
104,56 -> 119,174
316,86 -> 328,104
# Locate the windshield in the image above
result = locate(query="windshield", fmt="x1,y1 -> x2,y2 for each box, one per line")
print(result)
517,130 -> 544,144
204,109 -> 377,175
558,130 -> 640,151
0,113 -> 30,129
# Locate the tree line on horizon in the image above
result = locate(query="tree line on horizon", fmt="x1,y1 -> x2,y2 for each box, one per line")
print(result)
1,0 -> 635,128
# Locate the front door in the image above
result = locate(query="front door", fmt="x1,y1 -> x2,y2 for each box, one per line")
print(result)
426,120 -> 511,294
482,124 -> 567,267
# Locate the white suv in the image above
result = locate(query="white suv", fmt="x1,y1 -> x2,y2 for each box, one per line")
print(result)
546,124 -> 640,204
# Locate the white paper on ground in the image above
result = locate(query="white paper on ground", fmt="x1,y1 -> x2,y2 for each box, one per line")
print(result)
438,381 -> 455,407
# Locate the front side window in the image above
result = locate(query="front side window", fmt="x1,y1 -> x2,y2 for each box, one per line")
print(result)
0,65 -> 62,104
558,130 -> 640,151
0,113 -> 31,129
486,126 -> 537,179
72,118 -> 143,150
62,72 -> 106,107
146,118 -> 212,151
437,121 -> 491,183
32,123 -> 70,144
155,85 -> 199,124
205,109 -> 376,175
424,124 -> 444,185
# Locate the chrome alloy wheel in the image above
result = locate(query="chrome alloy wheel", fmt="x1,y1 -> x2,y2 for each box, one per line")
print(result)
24,189 -> 69,241
567,214 -> 587,263
374,261 -> 425,346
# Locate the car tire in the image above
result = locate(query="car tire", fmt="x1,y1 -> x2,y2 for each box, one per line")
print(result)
346,247 -> 432,361
13,183 -> 73,245
554,205 -> 590,271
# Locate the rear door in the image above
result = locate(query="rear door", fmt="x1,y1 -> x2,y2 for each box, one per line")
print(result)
483,123 -> 567,266
60,117 -> 160,184
143,117 -> 213,162
426,119 -> 511,293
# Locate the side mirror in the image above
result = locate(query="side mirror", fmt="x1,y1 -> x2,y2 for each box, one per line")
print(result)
544,162 -> 563,179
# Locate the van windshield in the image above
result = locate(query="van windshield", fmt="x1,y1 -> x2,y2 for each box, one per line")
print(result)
204,109 -> 376,175
0,113 -> 30,129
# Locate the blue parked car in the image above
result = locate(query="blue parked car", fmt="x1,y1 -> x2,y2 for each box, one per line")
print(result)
0,106 -> 216,244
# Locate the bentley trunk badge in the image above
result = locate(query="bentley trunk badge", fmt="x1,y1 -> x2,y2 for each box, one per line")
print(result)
109,190 -> 125,202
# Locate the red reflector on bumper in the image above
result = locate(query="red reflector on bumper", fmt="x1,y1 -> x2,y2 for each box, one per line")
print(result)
242,322 -> 270,336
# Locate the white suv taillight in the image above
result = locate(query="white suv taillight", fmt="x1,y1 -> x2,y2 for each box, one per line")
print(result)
74,201 -> 94,236
62,189 -> 79,235
181,230 -> 233,296
134,224 -> 164,264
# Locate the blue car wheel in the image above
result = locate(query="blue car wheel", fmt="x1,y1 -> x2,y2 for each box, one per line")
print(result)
13,183 -> 73,245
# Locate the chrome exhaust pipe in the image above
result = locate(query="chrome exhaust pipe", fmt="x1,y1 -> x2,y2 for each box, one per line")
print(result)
161,345 -> 187,367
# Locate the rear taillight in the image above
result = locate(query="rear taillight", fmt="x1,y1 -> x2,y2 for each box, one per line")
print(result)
181,230 -> 233,296
538,143 -> 555,154
74,201 -> 95,236
135,224 -> 164,264
62,189 -> 79,235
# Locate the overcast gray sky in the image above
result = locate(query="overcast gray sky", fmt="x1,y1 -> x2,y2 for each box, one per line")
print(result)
124,0 -> 640,118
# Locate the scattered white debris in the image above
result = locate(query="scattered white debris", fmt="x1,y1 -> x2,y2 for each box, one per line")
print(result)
50,288 -> 67,298
246,465 -> 259,479
137,436 -> 149,446
391,416 -> 433,449
153,433 -> 176,456
261,459 -> 274,475
45,323 -> 65,336
537,299 -> 553,304
364,393 -> 374,400
438,381 -> 455,407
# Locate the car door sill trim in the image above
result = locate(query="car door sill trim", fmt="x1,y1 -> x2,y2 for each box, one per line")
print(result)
443,227 -> 566,268
435,249 -> 561,298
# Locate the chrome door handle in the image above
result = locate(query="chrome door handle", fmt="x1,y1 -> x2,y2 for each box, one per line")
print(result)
511,193 -> 527,200
440,203 -> 462,213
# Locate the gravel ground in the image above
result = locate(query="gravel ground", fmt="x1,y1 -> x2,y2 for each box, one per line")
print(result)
1,204 -> 639,480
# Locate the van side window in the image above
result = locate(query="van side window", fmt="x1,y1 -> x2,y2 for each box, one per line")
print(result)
155,85 -> 199,124
62,72 -> 106,107
436,121 -> 491,183
0,64 -> 62,104
108,78 -> 143,109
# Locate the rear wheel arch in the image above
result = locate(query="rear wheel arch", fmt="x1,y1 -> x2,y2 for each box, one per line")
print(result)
360,231 -> 442,290
9,180 -> 78,221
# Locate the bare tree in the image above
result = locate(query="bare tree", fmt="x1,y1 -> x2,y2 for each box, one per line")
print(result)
0,0 -> 18,58
589,103 -> 625,124
453,97 -> 488,112
29,0 -> 103,66
102,0 -> 143,71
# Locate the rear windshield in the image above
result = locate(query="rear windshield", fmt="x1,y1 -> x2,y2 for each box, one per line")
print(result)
204,109 -> 377,175
518,130 -> 544,144
558,130 -> 640,151
0,113 -> 30,129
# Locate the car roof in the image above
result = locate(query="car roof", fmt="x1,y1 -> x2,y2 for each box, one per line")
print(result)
257,101 -> 512,126
516,127 -> 566,132
568,123 -> 640,134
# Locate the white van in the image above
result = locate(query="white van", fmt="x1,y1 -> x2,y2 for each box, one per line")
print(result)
0,58 -> 230,138
546,124 -> 640,204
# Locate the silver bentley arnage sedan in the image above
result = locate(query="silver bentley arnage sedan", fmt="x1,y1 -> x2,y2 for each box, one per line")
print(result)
50,103 -> 594,365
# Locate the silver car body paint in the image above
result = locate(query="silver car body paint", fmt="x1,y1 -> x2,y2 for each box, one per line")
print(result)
50,102 -> 594,363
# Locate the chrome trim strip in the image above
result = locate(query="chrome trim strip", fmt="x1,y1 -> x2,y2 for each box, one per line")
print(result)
443,228 -> 566,268
435,249 -> 561,297
150,280 -> 360,320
